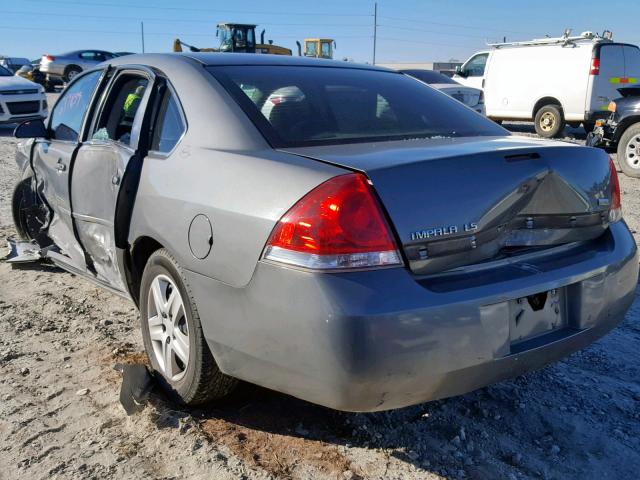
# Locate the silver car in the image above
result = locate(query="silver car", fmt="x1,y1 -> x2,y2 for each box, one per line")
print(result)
11,54 -> 638,412
39,50 -> 117,82
0,56 -> 31,74
401,69 -> 485,115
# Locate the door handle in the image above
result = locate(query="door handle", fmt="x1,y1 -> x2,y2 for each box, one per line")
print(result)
55,159 -> 66,172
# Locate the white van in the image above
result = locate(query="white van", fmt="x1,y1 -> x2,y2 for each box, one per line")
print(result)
454,31 -> 640,137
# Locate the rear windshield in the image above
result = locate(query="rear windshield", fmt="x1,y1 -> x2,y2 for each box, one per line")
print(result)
400,69 -> 458,84
208,65 -> 505,147
0,65 -> 12,76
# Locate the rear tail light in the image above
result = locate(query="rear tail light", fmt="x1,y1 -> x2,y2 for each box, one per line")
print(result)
263,173 -> 402,270
609,155 -> 622,222
43,55 -> 55,62
590,57 -> 600,75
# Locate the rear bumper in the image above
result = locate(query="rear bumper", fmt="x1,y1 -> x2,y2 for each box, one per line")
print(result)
187,222 -> 638,412
39,63 -> 65,77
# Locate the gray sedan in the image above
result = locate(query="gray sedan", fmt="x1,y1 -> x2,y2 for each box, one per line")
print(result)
11,53 -> 638,411
38,50 -> 117,82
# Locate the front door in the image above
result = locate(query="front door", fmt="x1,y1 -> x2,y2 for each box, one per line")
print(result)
31,69 -> 105,270
455,52 -> 489,90
70,69 -> 157,291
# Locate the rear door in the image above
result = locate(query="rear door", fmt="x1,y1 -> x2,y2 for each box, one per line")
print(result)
623,45 -> 640,85
589,43 -> 625,114
31,68 -> 106,270
78,51 -> 102,70
70,67 -> 160,291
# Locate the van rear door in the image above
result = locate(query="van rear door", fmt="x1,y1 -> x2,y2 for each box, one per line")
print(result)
587,44 -> 625,116
623,45 -> 640,85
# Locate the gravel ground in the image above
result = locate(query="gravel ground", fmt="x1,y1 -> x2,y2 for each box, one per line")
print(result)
0,101 -> 639,480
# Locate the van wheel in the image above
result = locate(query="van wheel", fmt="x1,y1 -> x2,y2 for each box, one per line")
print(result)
534,105 -> 565,138
140,248 -> 238,405
616,123 -> 640,178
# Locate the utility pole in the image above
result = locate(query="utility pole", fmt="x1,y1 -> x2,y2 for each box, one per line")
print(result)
373,2 -> 377,65
141,21 -> 146,53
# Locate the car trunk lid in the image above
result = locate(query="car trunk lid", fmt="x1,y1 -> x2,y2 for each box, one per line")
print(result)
432,84 -> 481,107
280,136 -> 615,275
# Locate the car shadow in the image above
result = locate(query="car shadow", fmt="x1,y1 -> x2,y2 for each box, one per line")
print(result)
142,373 -> 503,478
503,121 -> 587,141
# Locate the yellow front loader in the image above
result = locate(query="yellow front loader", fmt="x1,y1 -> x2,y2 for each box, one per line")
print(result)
296,38 -> 336,59
173,23 -> 291,55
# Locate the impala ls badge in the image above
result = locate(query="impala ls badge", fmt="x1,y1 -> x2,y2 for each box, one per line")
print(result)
411,223 -> 478,241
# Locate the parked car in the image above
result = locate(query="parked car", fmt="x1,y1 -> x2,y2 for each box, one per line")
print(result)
39,50 -> 117,82
0,64 -> 47,125
400,69 -> 485,115
11,54 -> 638,412
0,56 -> 31,74
587,87 -> 640,178
454,31 -> 640,138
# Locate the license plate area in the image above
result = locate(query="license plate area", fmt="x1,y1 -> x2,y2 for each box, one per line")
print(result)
509,288 -> 566,346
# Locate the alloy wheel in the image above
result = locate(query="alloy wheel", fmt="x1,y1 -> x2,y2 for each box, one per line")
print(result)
147,274 -> 190,381
624,136 -> 640,170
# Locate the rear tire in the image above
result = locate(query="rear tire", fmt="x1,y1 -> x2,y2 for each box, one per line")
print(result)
140,248 -> 238,405
64,65 -> 82,83
534,105 -> 565,138
616,123 -> 640,178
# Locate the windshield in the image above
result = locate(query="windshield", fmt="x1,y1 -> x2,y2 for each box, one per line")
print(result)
208,65 -> 505,147
0,65 -> 12,76
401,69 -> 458,85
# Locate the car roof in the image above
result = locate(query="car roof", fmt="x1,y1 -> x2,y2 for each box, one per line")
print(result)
106,52 -> 393,72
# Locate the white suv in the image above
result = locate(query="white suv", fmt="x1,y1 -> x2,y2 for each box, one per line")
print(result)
0,64 -> 47,125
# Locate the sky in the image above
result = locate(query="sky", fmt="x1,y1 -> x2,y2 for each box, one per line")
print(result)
1,0 -> 639,64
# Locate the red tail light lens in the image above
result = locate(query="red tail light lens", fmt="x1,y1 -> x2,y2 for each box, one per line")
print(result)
263,173 -> 402,270
590,57 -> 600,75
44,54 -> 55,61
609,156 -> 622,222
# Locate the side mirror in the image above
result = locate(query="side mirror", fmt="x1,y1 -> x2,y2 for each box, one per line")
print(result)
14,119 -> 47,139
455,66 -> 466,77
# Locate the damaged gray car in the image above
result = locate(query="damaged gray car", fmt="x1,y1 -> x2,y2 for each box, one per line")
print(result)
10,53 -> 639,412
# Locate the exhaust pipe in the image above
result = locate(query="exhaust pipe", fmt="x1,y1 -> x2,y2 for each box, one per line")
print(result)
296,41 -> 302,56
260,29 -> 265,45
